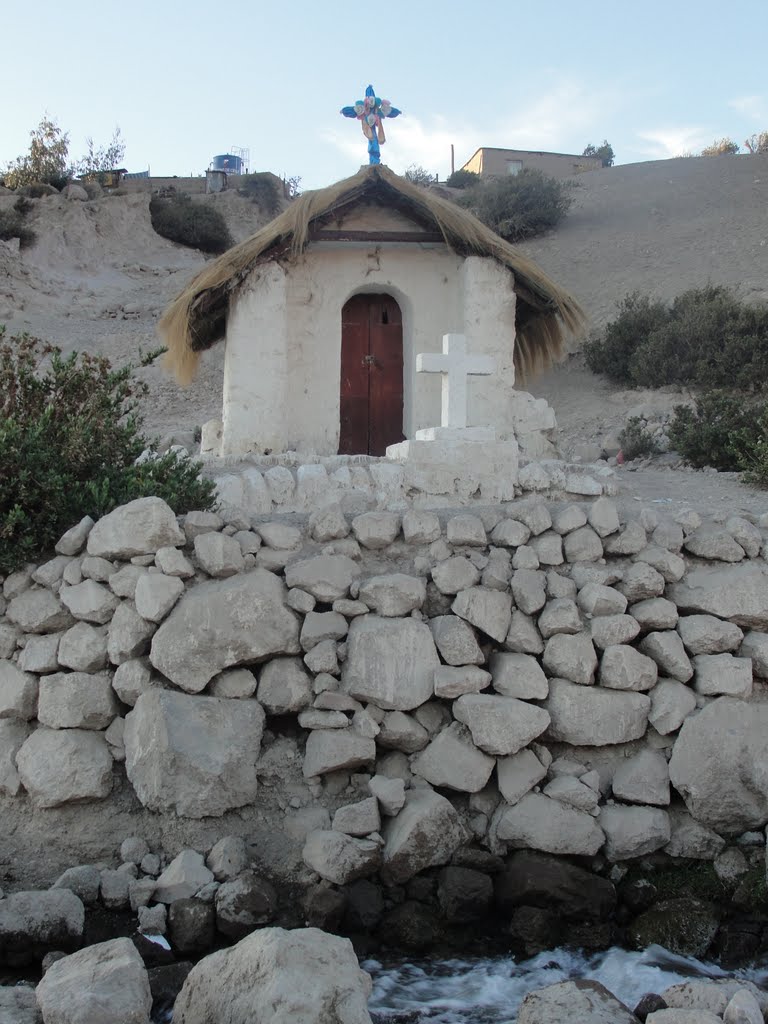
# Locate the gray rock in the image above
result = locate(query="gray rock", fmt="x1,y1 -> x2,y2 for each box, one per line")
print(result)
631,598 -> 679,631
603,520 -> 648,556
0,661 -> 38,720
542,633 -> 597,685
453,694 -> 550,756
168,898 -> 215,954
511,569 -> 547,615
617,562 -> 666,602
124,690 -> 264,817
669,697 -> 768,831
552,504 -> 588,535
497,749 -> 548,805
60,580 -> 119,624
740,631 -> 768,677
100,868 -> 131,909
351,511 -> 400,549
447,514 -> 487,546
215,871 -> 278,938
543,774 -> 599,811
639,631 -> 693,682
55,515 -> 95,556
342,615 -> 439,711
434,665 -> 491,698
16,728 -> 112,807
303,728 -> 375,778
138,903 -> 166,935
52,865 -> 101,906
490,652 -> 549,699
0,888 -> 84,960
544,677 -> 650,746
7,588 -> 73,634
194,532 -> 245,578
564,526 -> 604,563
491,517 -> 532,547
150,570 -> 300,692
206,836 -> 249,881
517,979 -> 639,1024
665,808 -> 725,860
377,711 -> 429,752
590,614 -> 641,649
155,545 -> 195,577
588,497 -> 621,537
693,653 -> 752,698
284,554 -> 360,602
649,679 -> 697,735
332,796 -> 381,836
382,788 -> 465,884
369,774 -> 406,816
108,565 -> 146,600
612,749 -> 670,805
18,634 -> 60,674
154,850 -> 214,903
57,622 -> 108,672
503,610 -> 544,654
0,719 -> 32,795
38,671 -> 118,729
600,805 -> 670,860
112,658 -> 154,707
300,611 -> 348,651
678,615 -> 744,655
402,510 -> 442,544
432,556 -> 481,595
257,657 -> 312,714
538,598 -> 582,639
172,926 -> 373,1024
685,526 -> 745,562
577,582 -> 628,617
411,722 -> 495,792
121,836 -> 150,864
599,645 -> 658,691
669,564 -> 768,630
0,623 -> 18,660
107,602 -> 155,665
636,546 -> 686,584
209,668 -> 257,699
358,574 -> 426,616
309,504 -> 349,542
530,531 -> 564,566
87,497 -> 184,558
495,793 -> 605,856
726,516 -> 763,558
134,573 -> 185,623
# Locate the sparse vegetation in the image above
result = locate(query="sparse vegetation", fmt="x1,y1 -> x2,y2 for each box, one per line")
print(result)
149,192 -> 233,254
458,168 -> 573,242
3,116 -> 70,189
446,169 -> 479,189
0,330 -> 216,572
72,127 -> 126,181
700,137 -> 740,156
668,391 -> 768,480
584,286 -> 768,392
238,172 -> 281,216
582,140 -> 615,167
0,196 -> 36,247
404,165 -> 436,187
744,131 -> 768,154
618,417 -> 661,460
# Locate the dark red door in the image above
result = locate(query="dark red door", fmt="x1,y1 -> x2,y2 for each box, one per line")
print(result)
339,294 -> 404,456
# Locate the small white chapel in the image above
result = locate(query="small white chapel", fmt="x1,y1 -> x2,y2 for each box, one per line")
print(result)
160,164 -> 585,466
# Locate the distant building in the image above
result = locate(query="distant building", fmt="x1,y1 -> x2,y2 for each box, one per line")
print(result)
461,148 -> 603,181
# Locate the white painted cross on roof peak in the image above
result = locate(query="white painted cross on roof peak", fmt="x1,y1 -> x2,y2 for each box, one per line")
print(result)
416,333 -> 496,429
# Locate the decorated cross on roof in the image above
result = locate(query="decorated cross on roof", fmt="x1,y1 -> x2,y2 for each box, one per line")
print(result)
341,85 -> 401,165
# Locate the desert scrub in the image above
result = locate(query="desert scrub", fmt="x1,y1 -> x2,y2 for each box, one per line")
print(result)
585,286 -> 768,392
149,192 -> 233,254
238,172 -> 281,216
0,196 -> 36,247
458,168 -> 573,242
0,330 -> 216,572
446,169 -> 479,189
618,416 -> 661,460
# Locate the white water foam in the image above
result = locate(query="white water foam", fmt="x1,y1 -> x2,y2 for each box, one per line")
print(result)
365,945 -> 767,1022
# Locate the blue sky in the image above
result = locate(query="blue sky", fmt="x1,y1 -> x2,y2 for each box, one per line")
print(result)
2,0 -> 766,189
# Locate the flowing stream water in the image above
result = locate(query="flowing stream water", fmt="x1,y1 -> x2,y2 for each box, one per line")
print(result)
363,945 -> 768,1023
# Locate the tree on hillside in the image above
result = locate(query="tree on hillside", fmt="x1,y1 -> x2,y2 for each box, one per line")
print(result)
582,141 -> 615,167
73,127 -> 126,177
404,165 -> 436,186
700,137 -> 740,156
458,168 -> 573,242
3,116 -> 70,189
744,131 -> 768,154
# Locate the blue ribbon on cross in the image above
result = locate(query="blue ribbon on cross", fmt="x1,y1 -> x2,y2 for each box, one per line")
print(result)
341,85 -> 402,165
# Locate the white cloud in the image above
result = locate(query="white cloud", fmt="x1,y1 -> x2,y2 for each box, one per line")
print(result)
635,126 -> 711,159
728,94 -> 766,121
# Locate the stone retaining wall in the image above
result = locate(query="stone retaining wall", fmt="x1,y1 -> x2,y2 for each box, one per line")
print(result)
2,494 -> 768,903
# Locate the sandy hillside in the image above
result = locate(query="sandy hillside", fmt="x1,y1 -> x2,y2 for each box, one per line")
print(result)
1,156 -> 767,512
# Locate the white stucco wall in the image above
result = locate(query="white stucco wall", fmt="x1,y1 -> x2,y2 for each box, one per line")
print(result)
221,242 -> 518,457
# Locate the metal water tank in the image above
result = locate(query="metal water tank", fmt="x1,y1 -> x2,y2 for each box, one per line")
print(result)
211,154 -> 243,174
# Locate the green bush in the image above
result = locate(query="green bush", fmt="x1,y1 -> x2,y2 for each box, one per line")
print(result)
458,168 -> 573,242
149,193 -> 233,254
238,173 -> 281,216
582,140 -> 615,167
0,330 -> 216,572
585,286 -> 768,392
701,138 -> 740,156
404,165 -> 436,186
667,391 -> 766,472
446,169 -> 479,189
618,417 -> 661,460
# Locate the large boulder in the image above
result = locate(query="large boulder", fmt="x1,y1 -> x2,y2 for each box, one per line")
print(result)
494,851 -> 616,920
284,555 -> 360,602
37,672 -> 118,730
669,697 -> 768,832
215,872 -> 278,938
452,694 -> 550,755
381,789 -> 465,883
543,677 -> 650,745
15,728 -> 113,807
302,831 -> 381,885
172,926 -> 372,1024
410,722 -> 495,792
87,497 -> 184,558
124,690 -> 264,817
149,570 -> 300,692
302,729 -> 376,778
0,987 -> 40,1024
0,889 -> 84,964
6,588 -> 73,634
518,980 -> 640,1024
494,793 -> 605,856
342,615 -> 439,711
629,897 -> 720,957
35,937 -> 151,1024
669,564 -> 768,630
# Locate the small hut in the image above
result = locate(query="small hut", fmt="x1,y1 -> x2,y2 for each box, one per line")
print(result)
160,164 -> 585,458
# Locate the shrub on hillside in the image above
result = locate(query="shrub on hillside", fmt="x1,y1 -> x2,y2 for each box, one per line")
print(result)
0,330 -> 216,572
404,165 -> 436,187
618,417 -> 661,460
238,172 -> 281,216
745,131 -> 768,154
0,198 -> 36,247
700,138 -> 740,156
667,390 -> 767,475
446,169 -> 479,189
149,193 -> 233,254
585,286 -> 768,392
582,140 -> 615,167
458,169 -> 573,242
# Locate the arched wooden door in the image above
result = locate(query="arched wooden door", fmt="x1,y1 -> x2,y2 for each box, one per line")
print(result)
339,293 -> 404,456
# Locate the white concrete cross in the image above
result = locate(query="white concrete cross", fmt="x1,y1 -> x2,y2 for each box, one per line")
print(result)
416,333 -> 496,429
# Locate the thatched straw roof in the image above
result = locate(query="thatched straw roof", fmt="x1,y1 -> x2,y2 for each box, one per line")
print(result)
160,164 -> 587,385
